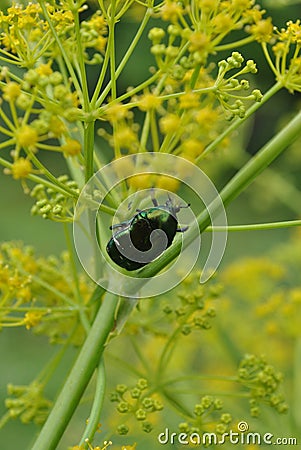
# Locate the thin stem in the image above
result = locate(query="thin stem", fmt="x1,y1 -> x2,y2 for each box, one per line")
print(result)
108,1 -> 117,100
78,359 -> 106,447
215,35 -> 256,52
84,121 -> 95,183
64,224 -> 91,334
206,219 -> 301,232
94,7 -> 153,108
73,9 -> 90,108
31,292 -> 118,450
261,42 -> 278,78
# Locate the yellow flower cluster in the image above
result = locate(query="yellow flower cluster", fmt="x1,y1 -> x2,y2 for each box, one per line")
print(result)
268,20 -> 301,92
0,2 -> 107,67
0,242 -> 93,345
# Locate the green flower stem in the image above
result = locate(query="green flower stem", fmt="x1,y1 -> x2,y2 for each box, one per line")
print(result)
78,358 -> 106,447
108,1 -> 117,101
84,121 -> 95,182
215,35 -> 256,52
206,219 -> 301,232
196,81 -> 283,162
64,224 -> 91,334
31,292 -> 118,450
93,5 -> 153,108
73,10 -> 90,108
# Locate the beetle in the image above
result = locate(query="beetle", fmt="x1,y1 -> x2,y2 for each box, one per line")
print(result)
106,195 -> 189,271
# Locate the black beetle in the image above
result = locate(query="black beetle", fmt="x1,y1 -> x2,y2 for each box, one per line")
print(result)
106,196 -> 189,271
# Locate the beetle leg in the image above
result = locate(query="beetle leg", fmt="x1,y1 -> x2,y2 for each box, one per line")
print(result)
177,225 -> 188,232
150,188 -> 159,207
109,219 -> 131,231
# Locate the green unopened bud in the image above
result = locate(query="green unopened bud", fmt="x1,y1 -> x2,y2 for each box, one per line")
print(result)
148,27 -> 165,43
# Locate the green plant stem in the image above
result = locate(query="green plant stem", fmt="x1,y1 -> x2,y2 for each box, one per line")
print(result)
64,224 -> 91,334
73,10 -> 90,108
215,35 -> 255,51
108,1 -> 117,100
84,121 -> 95,183
206,219 -> 301,232
78,358 -> 106,447
31,293 -> 118,450
93,6 -> 153,108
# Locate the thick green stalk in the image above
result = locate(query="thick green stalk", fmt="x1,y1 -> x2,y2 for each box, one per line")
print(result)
31,293 -> 118,450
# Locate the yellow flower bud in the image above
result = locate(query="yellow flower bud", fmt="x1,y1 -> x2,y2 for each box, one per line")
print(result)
16,125 -> 38,147
2,82 -> 21,101
11,158 -> 33,179
159,114 -> 181,134
61,139 -> 82,157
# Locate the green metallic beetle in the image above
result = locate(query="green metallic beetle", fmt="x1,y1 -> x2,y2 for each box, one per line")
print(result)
106,196 -> 189,271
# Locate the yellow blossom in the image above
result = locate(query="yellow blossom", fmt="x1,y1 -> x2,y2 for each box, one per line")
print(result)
113,157 -> 135,179
11,158 -> 33,179
265,321 -> 279,336
249,18 -> 274,42
189,32 -> 211,53
155,175 -> 180,192
138,93 -> 162,111
179,92 -> 200,109
61,139 -> 82,157
16,125 -> 38,148
114,127 -> 137,149
24,311 -> 42,329
104,103 -> 129,123
195,108 -> 219,130
290,288 -> 301,304
128,173 -> 152,189
49,117 -> 66,137
159,114 -> 181,134
95,36 -> 107,52
2,82 -> 21,101
36,63 -> 53,76
180,139 -> 205,159
211,13 -> 235,34
17,286 -> 32,302
272,42 -> 288,57
160,1 -> 183,22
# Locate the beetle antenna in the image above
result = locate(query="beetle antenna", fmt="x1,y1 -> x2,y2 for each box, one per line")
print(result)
150,187 -> 159,206
180,202 -> 191,209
